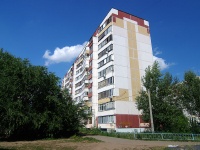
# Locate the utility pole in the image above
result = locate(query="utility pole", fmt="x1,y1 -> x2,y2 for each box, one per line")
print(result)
148,89 -> 154,133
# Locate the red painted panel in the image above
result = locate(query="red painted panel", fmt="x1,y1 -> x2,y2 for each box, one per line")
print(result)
118,11 -> 131,20
88,83 -> 92,89
88,74 -> 92,80
88,66 -> 92,71
116,114 -> 146,128
89,50 -> 93,55
112,10 -> 149,29
88,92 -> 92,98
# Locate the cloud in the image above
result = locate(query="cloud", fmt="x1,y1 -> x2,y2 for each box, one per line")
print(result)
43,42 -> 87,66
153,56 -> 174,71
153,47 -> 162,56
152,47 -> 174,71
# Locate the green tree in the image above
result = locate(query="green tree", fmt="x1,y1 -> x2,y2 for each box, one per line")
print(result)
0,49 -> 89,140
181,71 -> 200,117
181,71 -> 200,133
136,62 -> 189,133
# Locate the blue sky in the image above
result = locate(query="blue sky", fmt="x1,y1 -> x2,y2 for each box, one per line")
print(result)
0,0 -> 200,81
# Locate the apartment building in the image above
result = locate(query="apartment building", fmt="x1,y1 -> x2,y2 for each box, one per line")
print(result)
62,8 -> 153,132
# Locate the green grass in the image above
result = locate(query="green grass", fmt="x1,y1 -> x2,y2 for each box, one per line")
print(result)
69,135 -> 102,143
0,136 -> 101,150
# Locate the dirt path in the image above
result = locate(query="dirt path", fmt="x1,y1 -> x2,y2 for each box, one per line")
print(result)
0,135 -> 200,150
85,135 -> 200,150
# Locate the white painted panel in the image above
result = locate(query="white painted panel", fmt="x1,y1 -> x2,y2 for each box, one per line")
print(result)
138,59 -> 153,71
113,26 -> 127,38
113,35 -> 128,47
124,18 -> 138,25
116,128 -> 146,133
115,101 -> 140,115
113,44 -> 128,57
139,69 -> 146,80
137,42 -> 152,53
136,33 -> 151,45
144,20 -> 149,26
114,76 -> 128,89
113,88 -> 119,96
114,55 -> 128,67
97,110 -> 115,117
114,65 -> 128,78
98,85 -> 114,93
138,51 -> 153,62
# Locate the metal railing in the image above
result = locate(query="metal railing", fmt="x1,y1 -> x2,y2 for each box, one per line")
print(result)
133,133 -> 200,141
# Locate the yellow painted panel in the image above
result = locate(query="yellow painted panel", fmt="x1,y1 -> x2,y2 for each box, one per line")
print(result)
129,48 -> 133,58
138,26 -> 149,36
127,31 -> 137,50
98,97 -> 110,104
130,69 -> 140,79
113,89 -> 129,101
131,78 -> 141,102
130,59 -> 139,69
131,78 -> 141,88
132,89 -> 140,102
127,22 -> 136,32
128,31 -> 133,39
133,50 -> 138,58
113,18 -> 124,28
128,40 -> 134,48
85,102 -> 92,107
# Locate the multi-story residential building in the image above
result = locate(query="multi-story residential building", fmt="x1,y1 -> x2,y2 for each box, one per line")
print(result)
62,8 -> 153,132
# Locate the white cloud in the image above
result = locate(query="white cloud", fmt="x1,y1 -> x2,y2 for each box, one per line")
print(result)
43,42 -> 87,66
152,47 -> 174,71
153,56 -> 174,71
153,47 -> 162,56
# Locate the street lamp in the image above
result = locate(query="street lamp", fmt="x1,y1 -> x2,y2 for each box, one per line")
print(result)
148,89 -> 154,133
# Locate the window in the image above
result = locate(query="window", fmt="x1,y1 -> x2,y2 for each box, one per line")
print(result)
98,89 -> 113,100
98,44 -> 113,59
98,55 -> 113,68
98,26 -> 112,42
98,16 -> 112,33
98,76 -> 114,89
98,65 -> 114,78
98,115 -> 115,124
98,101 -> 115,112
98,35 -> 112,50
89,61 -> 92,66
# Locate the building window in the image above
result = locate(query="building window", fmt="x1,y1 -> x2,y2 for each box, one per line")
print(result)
98,26 -> 112,42
98,55 -> 113,68
98,35 -> 112,50
98,115 -> 115,124
98,101 -> 115,112
98,65 -> 114,78
98,76 -> 114,89
98,16 -> 112,33
98,44 -> 113,59
98,89 -> 113,100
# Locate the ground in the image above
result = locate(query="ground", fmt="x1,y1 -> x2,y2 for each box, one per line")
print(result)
0,135 -> 200,150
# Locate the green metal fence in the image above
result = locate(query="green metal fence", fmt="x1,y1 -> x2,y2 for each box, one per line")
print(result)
134,133 -> 200,141
81,128 -> 200,141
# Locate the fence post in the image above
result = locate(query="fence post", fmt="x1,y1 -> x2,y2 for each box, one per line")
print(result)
161,133 -> 163,140
192,134 -> 194,141
133,133 -> 136,139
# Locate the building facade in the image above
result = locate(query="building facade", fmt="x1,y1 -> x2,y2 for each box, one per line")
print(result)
62,8 -> 153,132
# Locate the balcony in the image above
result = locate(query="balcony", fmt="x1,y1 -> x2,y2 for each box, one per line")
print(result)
88,83 -> 92,89
88,74 -> 92,80
83,97 -> 89,101
88,92 -> 92,98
